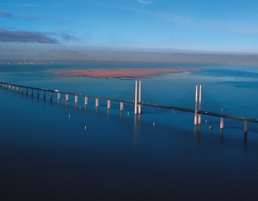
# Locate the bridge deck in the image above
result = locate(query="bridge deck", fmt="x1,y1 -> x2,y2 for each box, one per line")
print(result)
141,102 -> 258,123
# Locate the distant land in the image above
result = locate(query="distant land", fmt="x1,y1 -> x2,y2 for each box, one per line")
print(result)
1,48 -> 258,65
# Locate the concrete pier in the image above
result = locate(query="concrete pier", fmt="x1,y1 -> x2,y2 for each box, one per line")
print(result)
16,87 -> 19,91
75,95 -> 78,103
107,100 -> 111,109
37,90 -> 39,97
220,117 -> 224,129
244,121 -> 248,134
66,94 -> 69,101
57,93 -> 60,100
50,92 -> 52,99
120,102 -> 124,111
43,91 -> 46,99
31,89 -> 34,96
95,98 -> 99,107
26,88 -> 28,95
84,97 -> 88,105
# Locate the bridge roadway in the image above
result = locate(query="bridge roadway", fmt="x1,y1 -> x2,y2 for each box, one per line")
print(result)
141,102 -> 258,123
1,81 -> 258,124
0,81 -> 134,104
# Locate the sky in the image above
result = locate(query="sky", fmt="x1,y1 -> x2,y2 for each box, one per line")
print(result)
0,0 -> 258,62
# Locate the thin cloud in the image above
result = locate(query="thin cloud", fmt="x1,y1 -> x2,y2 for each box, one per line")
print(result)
0,3 -> 65,7
96,2 -> 258,36
138,0 -> 152,4
94,2 -> 174,22
0,29 -> 58,44
18,15 -> 38,20
1,3 -> 42,7
0,10 -> 13,18
174,16 -> 258,35
57,32 -> 76,41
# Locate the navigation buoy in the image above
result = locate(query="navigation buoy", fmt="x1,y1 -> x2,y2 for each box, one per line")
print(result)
209,126 -> 213,130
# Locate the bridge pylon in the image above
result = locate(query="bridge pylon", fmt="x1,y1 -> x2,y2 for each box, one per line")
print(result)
134,80 -> 142,114
194,85 -> 202,125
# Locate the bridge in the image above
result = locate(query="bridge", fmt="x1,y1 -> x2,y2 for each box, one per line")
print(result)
1,81 -> 257,134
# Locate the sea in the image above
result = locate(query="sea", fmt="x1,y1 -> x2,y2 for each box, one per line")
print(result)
0,61 -> 258,200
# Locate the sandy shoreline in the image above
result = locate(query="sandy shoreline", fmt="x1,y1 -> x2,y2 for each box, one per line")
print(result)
51,68 -> 199,78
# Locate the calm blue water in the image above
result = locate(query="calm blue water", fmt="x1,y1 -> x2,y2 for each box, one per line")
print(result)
1,62 -> 258,200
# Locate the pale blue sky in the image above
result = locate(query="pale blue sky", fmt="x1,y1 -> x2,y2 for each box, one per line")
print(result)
1,0 -> 258,61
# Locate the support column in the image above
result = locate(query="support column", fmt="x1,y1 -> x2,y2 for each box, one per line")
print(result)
26,88 -> 28,95
95,98 -> 99,107
220,117 -> 224,129
16,87 -> 19,92
244,121 -> 248,134
84,97 -> 88,105
107,100 -> 111,109
137,80 -> 142,114
31,89 -> 34,96
43,91 -> 46,99
198,85 -> 202,124
75,95 -> 78,103
134,80 -> 138,114
66,94 -> 69,101
194,85 -> 199,125
120,102 -> 124,111
50,92 -> 52,99
37,90 -> 39,97
57,92 -> 60,100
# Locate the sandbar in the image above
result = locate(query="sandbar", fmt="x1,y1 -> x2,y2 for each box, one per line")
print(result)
51,68 -> 198,78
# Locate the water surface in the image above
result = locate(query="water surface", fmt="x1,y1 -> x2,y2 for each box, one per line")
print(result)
0,62 -> 258,200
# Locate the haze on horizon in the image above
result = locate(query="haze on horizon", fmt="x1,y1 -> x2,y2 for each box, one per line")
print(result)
0,0 -> 258,64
